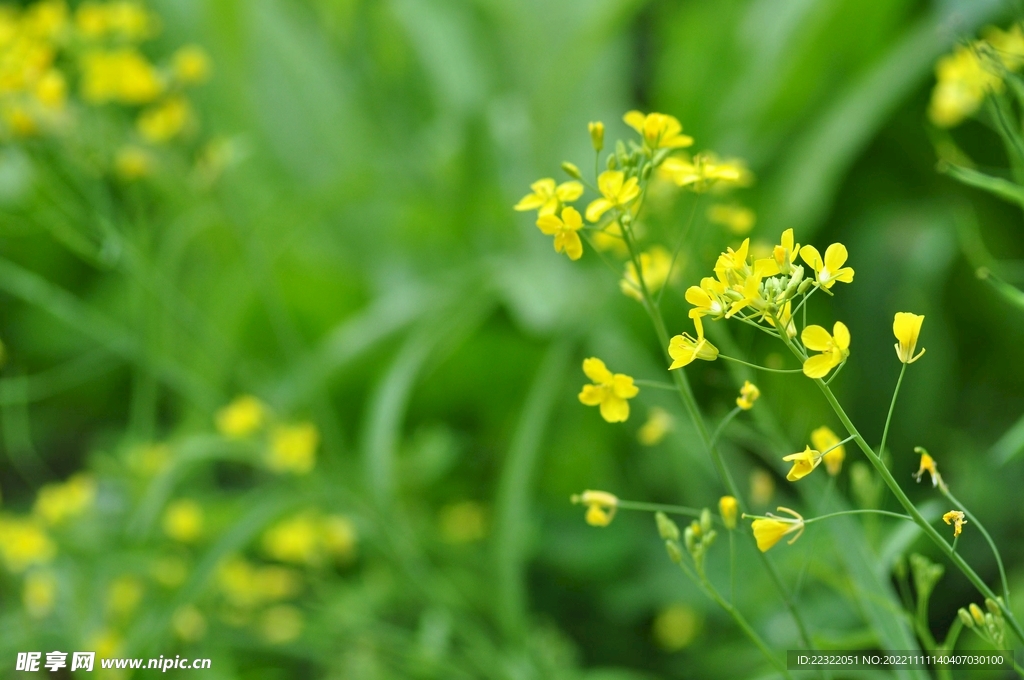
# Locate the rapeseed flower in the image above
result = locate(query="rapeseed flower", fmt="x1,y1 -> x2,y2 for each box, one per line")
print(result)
685,275 -> 730,320
772,228 -> 801,273
736,381 -> 759,410
586,170 -> 640,222
637,407 -> 673,446
514,178 -> 583,217
783,446 -> 822,481
106,575 -> 143,617
929,44 -> 1000,128
321,514 -> 358,562
799,243 -> 854,290
571,490 -> 618,527
80,48 -> 163,104
588,120 -> 604,151
750,469 -> 774,507
750,507 -> 804,552
0,515 -> 56,572
621,246 -> 672,301
943,510 -> 967,537
267,422 -> 319,474
652,604 -> 700,651
660,153 -> 749,192
263,512 -> 321,565
893,312 -> 926,364
719,496 -> 737,530
914,450 -> 941,487
171,605 -> 207,642
707,204 -> 755,235
261,605 -> 303,644
801,322 -> 850,379
536,206 -> 584,260
172,45 -> 211,84
217,557 -> 301,609
668,317 -> 719,369
578,357 -> 639,423
162,499 -> 203,543
216,395 -> 267,438
33,473 -> 96,525
591,220 -> 627,255
623,110 -> 693,151
115,145 -> 153,180
23,569 -> 56,619
138,96 -> 191,143
811,426 -> 845,476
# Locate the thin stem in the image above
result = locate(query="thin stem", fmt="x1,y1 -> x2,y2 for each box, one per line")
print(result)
718,354 -> 803,373
729,529 -> 736,604
823,359 -> 847,385
819,435 -> 856,457
942,616 -> 963,651
951,534 -> 960,554
633,379 -> 677,391
790,286 -> 818,324
941,487 -> 1010,600
878,362 -> 906,462
656,195 -> 701,308
615,499 -> 702,518
709,406 -> 743,448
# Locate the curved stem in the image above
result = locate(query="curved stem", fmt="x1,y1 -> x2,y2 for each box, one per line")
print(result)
878,362 -> 906,462
709,406 -> 743,448
718,354 -> 803,373
803,509 -> 913,524
941,487 -> 1010,600
615,499 -> 702,518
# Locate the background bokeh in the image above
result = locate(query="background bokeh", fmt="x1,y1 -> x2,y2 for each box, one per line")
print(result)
1,0 -> 1023,678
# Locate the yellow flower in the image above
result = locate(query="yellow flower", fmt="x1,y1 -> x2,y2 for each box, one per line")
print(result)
652,604 -> 700,651
80,48 -> 163,104
622,110 -> 693,151
783,446 -> 822,481
585,170 -> 640,222
171,605 -> 207,642
799,243 -> 854,289
23,569 -> 56,619
216,395 -> 267,438
660,153 -> 750,192
588,120 -> 604,151
719,496 -> 737,530
811,426 -> 845,476
750,507 -> 804,552
75,3 -> 109,38
736,381 -> 759,410
985,24 -> 1024,70
893,312 -> 926,364
514,178 -> 583,217
137,96 -> 191,143
0,515 -> 56,572
772,228 -> 801,273
217,557 -> 300,608
578,357 -> 639,423
707,204 -> 755,235
106,576 -> 143,617
162,499 -> 203,543
620,246 -> 673,301
572,490 -> 618,527
263,512 -> 321,565
114,145 -> 153,180
749,469 -> 774,507
668,317 -> 719,369
33,473 -> 96,526
637,407 -> 673,446
801,321 -> 850,379
913,450 -> 941,488
685,275 -> 730,320
536,206 -> 584,260
321,515 -> 358,562
173,45 -> 211,85
260,605 -> 303,644
267,422 -> 319,474
34,69 -> 65,109
103,1 -> 156,41
438,501 -> 487,544
943,510 -> 967,537
767,299 -> 797,339
929,44 -> 1000,128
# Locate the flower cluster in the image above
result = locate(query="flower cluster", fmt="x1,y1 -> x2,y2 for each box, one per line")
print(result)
215,395 -> 321,475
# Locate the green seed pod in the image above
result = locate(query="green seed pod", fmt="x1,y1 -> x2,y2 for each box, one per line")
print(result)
561,161 -> 582,180
958,607 -> 975,628
656,512 -> 680,542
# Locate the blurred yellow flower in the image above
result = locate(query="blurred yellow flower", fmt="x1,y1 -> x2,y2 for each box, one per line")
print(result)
585,170 -> 640,222
162,499 -> 203,543
621,246 -> 673,301
171,604 -> 207,642
216,395 -> 267,438
22,0 -> 68,39
115,144 -> 154,180
106,575 -> 143,617
588,120 -> 604,151
801,322 -> 850,379
23,569 -> 56,619
572,490 -> 618,527
623,110 -> 693,150
127,442 -> 170,475
137,96 -> 191,143
719,496 -> 737,530
514,178 -> 583,217
751,507 -> 804,552
929,44 -> 1000,128
893,312 -> 926,364
34,69 -> 65,108
536,206 -> 584,261
799,243 -> 854,289
87,629 -> 122,659
172,45 -> 211,84
261,605 -> 303,644
267,422 -> 319,474
80,48 -> 163,104
263,513 -> 320,565
578,357 -> 639,423
707,204 -> 755,235
811,426 -> 845,476
668,317 -> 719,369
33,473 -> 96,526
749,469 -> 774,507
736,381 -> 759,410
637,407 -> 673,446
660,153 -> 749,192
438,501 -> 487,544
652,604 -> 700,651
0,515 -> 56,572
217,557 -> 301,608
783,446 -> 822,482
322,514 -> 358,562
943,510 -> 967,537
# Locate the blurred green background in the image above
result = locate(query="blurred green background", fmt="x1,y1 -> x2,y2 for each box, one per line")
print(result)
1,0 -> 1024,678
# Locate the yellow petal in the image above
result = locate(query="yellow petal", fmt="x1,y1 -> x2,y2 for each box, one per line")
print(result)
536,215 -> 562,235
801,325 -> 832,352
556,181 -> 584,202
803,353 -> 837,379
832,322 -> 850,352
799,245 -> 823,272
578,384 -> 605,406
612,374 -> 639,399
582,357 -> 613,384
619,177 -> 640,204
751,519 -> 789,552
514,194 -> 544,211
586,198 -> 613,223
562,231 -> 583,260
623,110 -> 646,134
561,206 -> 583,230
599,396 -> 630,423
823,243 -> 849,271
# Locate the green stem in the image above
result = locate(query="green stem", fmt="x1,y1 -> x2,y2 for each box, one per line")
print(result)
940,486 -> 1010,601
803,509 -> 913,524
709,406 -> 743,448
656,195 -> 701,308
633,379 -> 678,391
878,362 -> 906,462
718,354 -> 803,373
615,499 -> 702,518
729,529 -> 736,605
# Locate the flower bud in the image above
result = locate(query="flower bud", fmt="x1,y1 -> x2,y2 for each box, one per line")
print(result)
561,161 -> 582,180
655,512 -> 680,541
699,508 -> 713,535
665,540 -> 683,564
797,278 -> 813,295
588,121 -> 604,152
969,603 -> 985,626
958,607 -> 975,628
641,163 -> 652,181
684,525 -> 699,554
986,597 -> 1002,616
719,496 -> 738,530
606,153 -> 617,170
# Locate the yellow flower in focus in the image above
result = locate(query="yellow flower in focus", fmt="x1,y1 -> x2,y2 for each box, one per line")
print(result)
943,510 -> 967,537
913,449 -> 941,488
588,120 -> 604,151
707,204 -> 755,235
668,317 -> 719,369
260,605 -> 303,645
719,496 -> 737,530
267,422 -> 319,474
80,49 -> 164,104
736,381 -> 759,410
685,276 -> 730,320
749,469 -> 774,507
23,569 -> 57,619
660,153 -> 750,192
137,96 -> 191,143
578,357 -> 639,423
783,446 -> 822,482
811,426 -> 845,476
750,507 -> 804,552
438,501 -> 487,544
623,110 -> 693,151
171,605 -> 207,643
263,513 -> 320,565
172,45 -> 211,84
585,170 -> 640,222
929,44 -> 1000,128
572,490 -> 618,527
799,243 -> 854,289
162,499 -> 203,543
772,228 -> 801,273
536,206 -> 584,260
33,473 -> 96,526
801,322 -> 850,379
652,604 -> 700,651
106,575 -> 143,617
637,407 -> 673,446
620,246 -> 673,301
0,515 -> 56,572
215,395 -> 267,438
893,312 -> 926,364
514,178 -> 583,217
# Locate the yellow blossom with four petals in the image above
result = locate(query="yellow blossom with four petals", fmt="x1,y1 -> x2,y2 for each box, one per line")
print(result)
586,170 -> 640,222
801,322 -> 850,379
536,206 -> 584,260
799,243 -> 854,290
623,110 -> 694,151
514,178 -> 583,217
578,358 -> 639,423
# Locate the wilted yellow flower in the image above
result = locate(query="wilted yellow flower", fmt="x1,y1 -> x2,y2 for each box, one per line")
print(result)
929,44 -> 1000,128
621,246 -> 673,301
783,446 -> 822,482
637,407 -> 673,446
799,243 -> 854,289
652,604 -> 700,651
801,322 -> 850,379
585,170 -> 640,222
571,490 -> 618,527
215,395 -> 267,438
750,507 -> 804,552
660,153 -> 750,192
171,604 -> 206,642
23,569 -> 56,619
588,120 -> 604,151
536,206 -> 584,260
736,381 -> 759,410
749,469 -> 774,507
267,422 -> 319,474
438,501 -> 486,544
33,473 -> 96,526
514,178 -> 583,217
162,499 -> 203,543
106,575 -> 143,617
0,515 -> 56,572
80,48 -> 164,104
668,317 -> 719,369
893,312 -> 926,364
707,204 -> 755,235
578,357 -> 639,423
913,450 -> 941,488
261,605 -> 303,644
719,496 -> 737,530
173,45 -> 211,84
811,426 -> 845,476
623,110 -> 693,151
943,510 -> 967,537
138,96 -> 191,143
